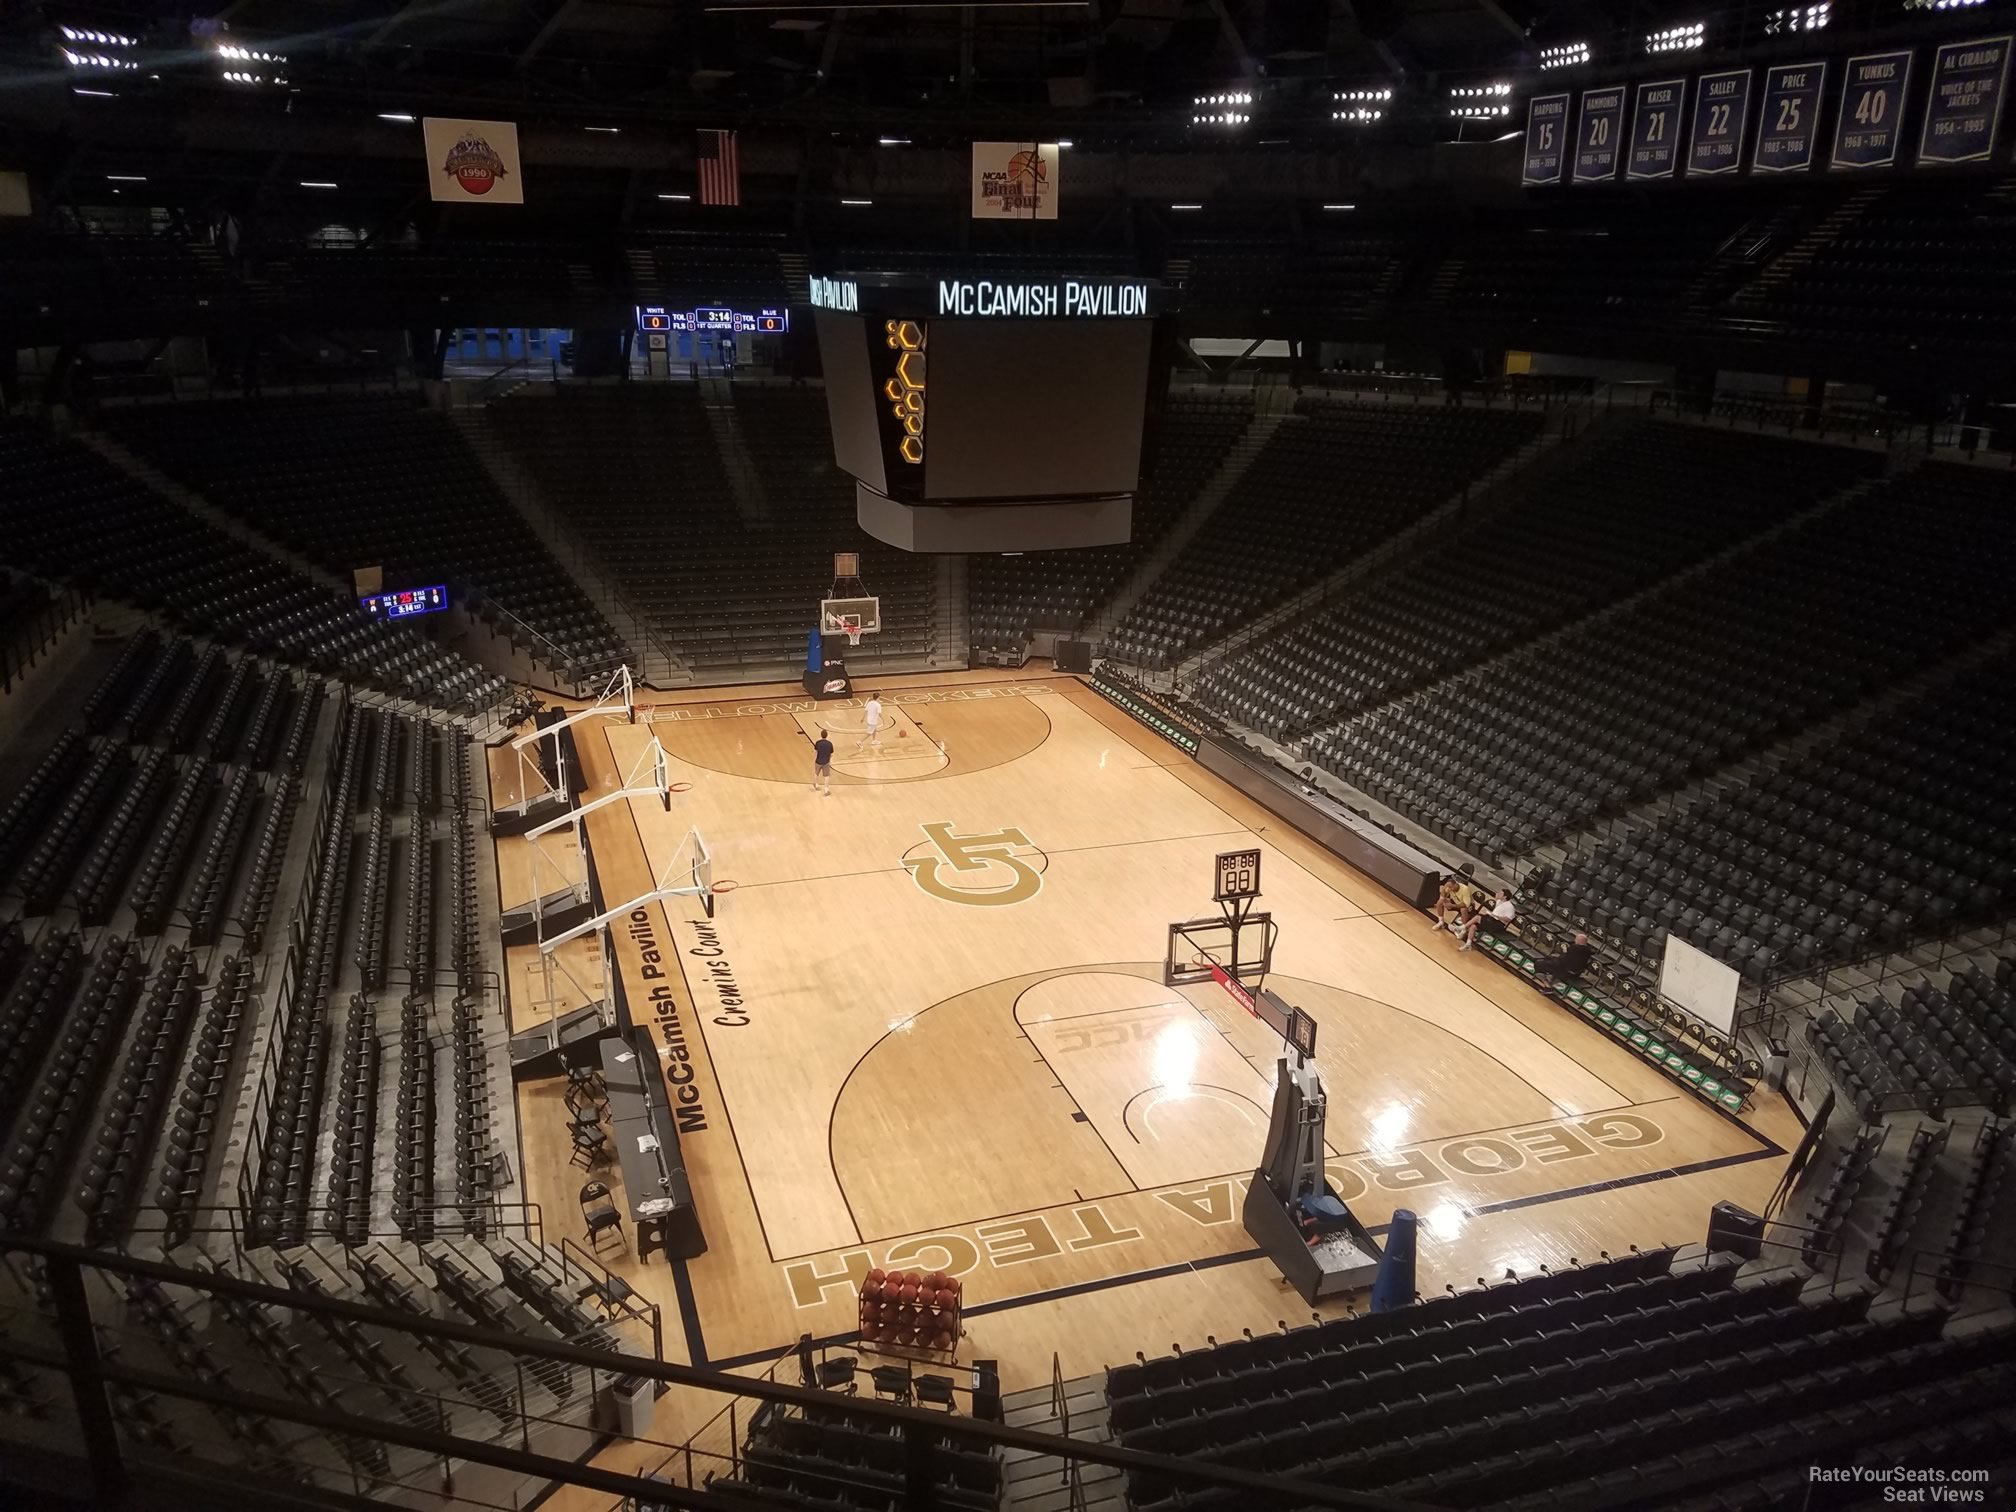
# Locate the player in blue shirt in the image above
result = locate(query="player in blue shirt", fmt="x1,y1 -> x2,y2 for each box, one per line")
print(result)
812,730 -> 834,796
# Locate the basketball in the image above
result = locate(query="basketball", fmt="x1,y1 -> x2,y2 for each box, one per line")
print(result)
898,728 -> 908,739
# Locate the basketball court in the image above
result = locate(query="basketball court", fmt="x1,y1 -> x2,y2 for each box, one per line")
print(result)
496,670 -> 1798,1393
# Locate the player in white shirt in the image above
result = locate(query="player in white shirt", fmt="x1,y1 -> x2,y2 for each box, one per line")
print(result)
1461,888 -> 1516,951
857,695 -> 884,751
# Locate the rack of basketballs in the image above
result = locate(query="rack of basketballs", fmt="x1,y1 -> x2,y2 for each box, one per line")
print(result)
857,1268 -> 963,1358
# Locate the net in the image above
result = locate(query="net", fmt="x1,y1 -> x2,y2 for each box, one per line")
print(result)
821,596 -> 881,643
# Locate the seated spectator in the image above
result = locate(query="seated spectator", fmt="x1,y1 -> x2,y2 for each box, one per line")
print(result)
1461,888 -> 1516,951
1534,931 -> 1593,983
1433,874 -> 1464,930
1441,868 -> 1482,936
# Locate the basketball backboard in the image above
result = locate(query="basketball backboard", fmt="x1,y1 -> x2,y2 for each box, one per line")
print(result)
820,596 -> 882,640
1165,912 -> 1276,988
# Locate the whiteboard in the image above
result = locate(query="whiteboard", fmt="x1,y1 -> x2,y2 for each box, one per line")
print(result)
1660,934 -> 1740,1034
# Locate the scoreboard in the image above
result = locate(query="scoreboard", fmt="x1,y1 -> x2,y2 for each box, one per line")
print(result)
1215,847 -> 1263,902
361,584 -> 448,621
635,305 -> 788,335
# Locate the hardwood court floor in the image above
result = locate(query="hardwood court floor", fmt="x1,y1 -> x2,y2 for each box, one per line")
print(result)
502,671 -> 1798,1401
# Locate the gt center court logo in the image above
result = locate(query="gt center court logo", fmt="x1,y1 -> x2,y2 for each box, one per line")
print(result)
904,823 -> 1045,908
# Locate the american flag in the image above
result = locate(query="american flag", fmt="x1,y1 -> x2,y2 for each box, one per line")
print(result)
698,129 -> 739,207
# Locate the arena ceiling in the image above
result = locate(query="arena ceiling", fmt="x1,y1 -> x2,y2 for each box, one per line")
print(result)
7,0 -> 1676,117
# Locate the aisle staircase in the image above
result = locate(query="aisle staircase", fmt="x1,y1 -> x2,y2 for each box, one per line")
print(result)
1725,186 -> 1884,316
72,428 -> 348,595
1085,409 -> 1287,647
1173,406 -> 1617,690
935,554 -> 970,670
778,249 -> 812,305
1423,257 -> 1466,311
998,1367 -> 1124,1512
446,407 -> 687,687
703,378 -> 770,525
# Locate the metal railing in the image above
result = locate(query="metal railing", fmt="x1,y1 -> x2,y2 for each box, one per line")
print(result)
0,1236 -> 1422,1512
0,584 -> 91,695
1897,1246 -> 2016,1313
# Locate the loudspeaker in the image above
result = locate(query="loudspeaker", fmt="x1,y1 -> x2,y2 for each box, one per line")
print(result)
972,1359 -> 1002,1422
1055,639 -> 1094,674
1706,1200 -> 1765,1260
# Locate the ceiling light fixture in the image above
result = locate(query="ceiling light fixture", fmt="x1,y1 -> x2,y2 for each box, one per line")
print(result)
300,180 -> 338,189
377,112 -> 416,123
1765,2 -> 1829,29
1539,41 -> 1592,69
1646,21 -> 1706,52
658,192 -> 692,201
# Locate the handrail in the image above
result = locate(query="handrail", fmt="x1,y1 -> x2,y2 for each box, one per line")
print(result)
0,583 -> 92,696
2,1235 -> 1431,1512
1897,1245 -> 2016,1312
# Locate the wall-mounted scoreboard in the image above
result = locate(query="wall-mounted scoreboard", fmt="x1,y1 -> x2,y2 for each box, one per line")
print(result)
635,305 -> 788,334
360,584 -> 448,620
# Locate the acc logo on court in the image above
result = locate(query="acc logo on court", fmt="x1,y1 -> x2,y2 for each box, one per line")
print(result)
904,822 -> 1046,908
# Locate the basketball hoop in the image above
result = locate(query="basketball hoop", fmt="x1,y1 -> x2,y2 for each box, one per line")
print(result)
834,614 -> 864,648
667,782 -> 695,795
710,880 -> 740,896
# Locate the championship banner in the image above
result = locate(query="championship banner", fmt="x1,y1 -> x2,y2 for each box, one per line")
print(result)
1918,35 -> 2011,167
1572,85 -> 1626,183
1521,92 -> 1570,185
1832,51 -> 1913,170
422,117 -> 524,204
1687,69 -> 1752,176
970,142 -> 1058,220
1626,78 -> 1686,180
1755,62 -> 1827,174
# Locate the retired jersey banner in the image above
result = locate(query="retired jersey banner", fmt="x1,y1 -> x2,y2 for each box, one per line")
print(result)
423,117 -> 524,204
1832,51 -> 1913,170
1755,62 -> 1827,174
1521,93 -> 1570,185
1573,86 -> 1627,183
1918,36 -> 2011,166
1627,78 -> 1686,180
1687,69 -> 1752,176
971,142 -> 1058,220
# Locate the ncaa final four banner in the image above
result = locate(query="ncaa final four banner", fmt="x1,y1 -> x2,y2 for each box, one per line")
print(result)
971,142 -> 1059,220
422,117 -> 525,204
